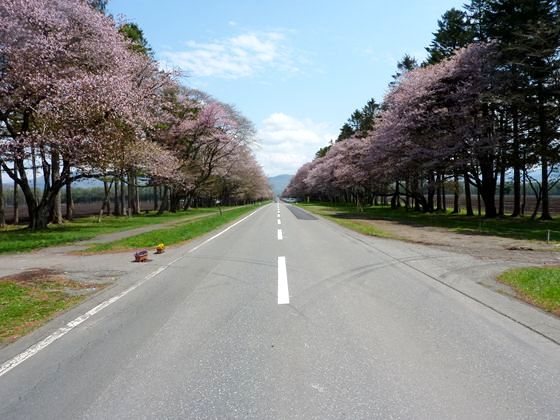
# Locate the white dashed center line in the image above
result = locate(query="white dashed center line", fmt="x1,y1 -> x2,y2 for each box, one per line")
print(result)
277,229 -> 283,240
277,256 -> 289,304
277,219 -> 281,225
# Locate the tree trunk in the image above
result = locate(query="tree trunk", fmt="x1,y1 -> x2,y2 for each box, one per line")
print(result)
32,146 -> 38,202
498,164 -> 505,217
13,164 -> 19,225
413,178 -> 421,211
479,158 -> 497,218
120,179 -> 126,216
540,158 -> 551,220
3,146 -> 73,231
66,180 -> 74,221
25,186 -> 60,231
157,186 -> 170,214
51,152 -> 62,224
136,177 -> 141,214
113,180 -> 120,216
391,182 -> 400,209
183,193 -> 194,211
30,203 -> 52,230
127,173 -> 135,216
405,180 -> 410,210
537,82 -> 551,220
427,172 -> 435,212
169,189 -> 179,213
436,173 -> 442,211
97,180 -> 113,223
453,171 -> 460,214
522,167 -> 526,216
0,165 -> 5,227
531,189 -> 542,220
464,171 -> 474,216
102,181 -> 111,214
511,106 -> 521,217
442,174 -> 446,211
153,186 -> 159,211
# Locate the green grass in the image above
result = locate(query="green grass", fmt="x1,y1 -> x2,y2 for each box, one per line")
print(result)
302,206 -> 394,239
0,272 -> 105,344
86,204 -> 260,252
299,202 -> 560,243
499,267 -> 560,315
0,208 -> 226,254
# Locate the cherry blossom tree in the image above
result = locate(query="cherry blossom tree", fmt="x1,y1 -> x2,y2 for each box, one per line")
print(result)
0,0 -> 174,229
155,86 -> 257,211
283,162 -> 313,198
289,43 -> 498,214
366,42 -> 496,213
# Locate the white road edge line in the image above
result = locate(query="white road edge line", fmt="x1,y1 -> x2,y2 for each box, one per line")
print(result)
0,267 -> 166,378
277,229 -> 283,240
278,256 -> 289,304
0,204 -> 267,378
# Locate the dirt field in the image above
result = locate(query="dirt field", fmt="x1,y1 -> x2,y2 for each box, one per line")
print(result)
3,200 -> 155,224
346,217 -> 560,266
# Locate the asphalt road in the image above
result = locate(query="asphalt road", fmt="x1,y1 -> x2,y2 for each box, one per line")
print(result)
1,202 -> 559,419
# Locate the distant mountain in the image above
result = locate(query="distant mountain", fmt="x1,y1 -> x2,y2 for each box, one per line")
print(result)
268,174 -> 293,197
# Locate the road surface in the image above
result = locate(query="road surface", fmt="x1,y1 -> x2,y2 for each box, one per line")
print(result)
0,202 -> 559,419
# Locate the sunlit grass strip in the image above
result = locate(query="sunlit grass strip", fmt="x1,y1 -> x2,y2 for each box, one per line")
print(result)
498,267 -> 560,316
299,202 -> 560,243
324,214 -> 393,239
86,204 -> 259,252
298,203 -> 393,238
0,273 -> 106,344
0,208 -> 223,254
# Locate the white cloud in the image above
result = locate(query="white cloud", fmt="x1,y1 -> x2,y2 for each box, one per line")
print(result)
254,113 -> 336,176
161,31 -> 298,79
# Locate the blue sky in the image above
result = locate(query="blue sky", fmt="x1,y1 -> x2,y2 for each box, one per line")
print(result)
109,0 -> 465,176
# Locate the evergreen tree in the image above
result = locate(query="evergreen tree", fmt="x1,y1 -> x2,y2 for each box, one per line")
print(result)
315,145 -> 332,159
426,8 -> 474,64
337,123 -> 354,142
391,54 -> 418,84
119,22 -> 153,57
482,0 -> 560,219
86,0 -> 108,13
336,98 -> 380,142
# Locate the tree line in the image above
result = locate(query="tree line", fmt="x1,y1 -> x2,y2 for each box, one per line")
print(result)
285,0 -> 560,219
0,0 -> 271,230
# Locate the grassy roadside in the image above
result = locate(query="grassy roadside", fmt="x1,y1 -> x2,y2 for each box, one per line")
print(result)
298,202 -> 560,243
498,267 -> 560,316
0,207 -> 228,254
0,270 -> 107,345
298,203 -> 395,238
308,205 -> 394,238
86,204 -> 261,252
